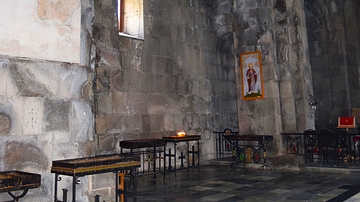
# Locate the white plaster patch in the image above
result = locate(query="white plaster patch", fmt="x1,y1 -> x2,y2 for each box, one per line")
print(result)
0,0 -> 81,63
59,66 -> 88,98
71,100 -> 93,141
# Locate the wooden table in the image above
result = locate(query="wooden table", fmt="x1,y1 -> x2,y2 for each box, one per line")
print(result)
51,154 -> 140,202
0,171 -> 41,202
223,135 -> 273,170
120,139 -> 166,179
162,135 -> 201,177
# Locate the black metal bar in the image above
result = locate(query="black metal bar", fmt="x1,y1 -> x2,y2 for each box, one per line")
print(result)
133,167 -> 138,202
163,145 -> 166,180
115,171 -> 119,202
7,189 -> 28,201
174,142 -> 177,177
62,189 -> 67,202
94,194 -> 100,202
153,146 -> 156,179
191,146 -> 195,167
179,152 -> 185,168
72,177 -> 76,202
54,174 -> 58,202
124,180 -> 128,202
186,142 -> 189,171
197,139 -> 200,173
167,148 -> 172,171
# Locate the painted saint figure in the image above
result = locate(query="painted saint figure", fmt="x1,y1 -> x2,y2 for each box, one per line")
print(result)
246,63 -> 257,94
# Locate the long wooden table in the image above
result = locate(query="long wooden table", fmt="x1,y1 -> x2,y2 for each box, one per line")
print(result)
162,135 -> 201,177
0,171 -> 41,201
51,154 -> 140,202
120,139 -> 167,179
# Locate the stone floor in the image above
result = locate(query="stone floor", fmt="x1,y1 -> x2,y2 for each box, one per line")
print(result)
131,162 -> 360,202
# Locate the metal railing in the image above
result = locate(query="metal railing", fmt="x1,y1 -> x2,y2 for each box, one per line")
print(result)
282,129 -> 360,167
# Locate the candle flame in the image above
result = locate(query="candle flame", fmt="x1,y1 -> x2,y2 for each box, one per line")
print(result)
177,131 -> 186,137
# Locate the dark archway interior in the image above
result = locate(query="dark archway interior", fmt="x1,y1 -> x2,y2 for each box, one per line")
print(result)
304,0 -> 360,130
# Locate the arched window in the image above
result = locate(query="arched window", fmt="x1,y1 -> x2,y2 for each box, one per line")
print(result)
118,0 -> 144,39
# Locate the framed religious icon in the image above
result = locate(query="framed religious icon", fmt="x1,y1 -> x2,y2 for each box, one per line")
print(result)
240,51 -> 265,100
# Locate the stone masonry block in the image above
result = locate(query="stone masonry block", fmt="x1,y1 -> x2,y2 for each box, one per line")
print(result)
279,80 -> 293,98
127,92 -> 147,114
153,18 -> 171,38
111,70 -> 124,91
96,116 -> 107,134
280,98 -> 296,116
195,96 -> 212,114
96,133 -> 115,151
23,97 -> 44,135
44,99 -> 70,132
143,36 -> 161,56
124,114 -> 142,132
173,114 -> 185,130
164,75 -> 177,94
142,115 -> 151,132
0,59 -> 10,96
159,37 -> 174,58
281,114 -> 297,132
147,94 -> 168,114
163,114 -> 174,131
149,114 -> 165,131
171,22 -> 186,42
4,139 -> 49,172
0,113 -> 10,135
152,75 -> 166,93
123,70 -> 142,92
112,91 -> 127,115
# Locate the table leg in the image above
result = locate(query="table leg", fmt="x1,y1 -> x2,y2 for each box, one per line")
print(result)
54,174 -> 58,202
163,145 -> 166,180
158,149 -> 162,174
115,171 -> 119,202
8,189 -> 28,201
186,141 -> 189,172
72,177 -> 76,202
228,140 -> 240,171
133,167 -> 138,202
153,146 -> 156,179
174,142 -> 177,177
259,141 -> 272,170
197,139 -> 200,174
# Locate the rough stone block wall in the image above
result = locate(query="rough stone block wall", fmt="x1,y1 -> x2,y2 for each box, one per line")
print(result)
213,0 -> 315,155
0,0 -> 343,201
89,0 -> 239,200
0,58 -> 93,201
93,0 -> 238,158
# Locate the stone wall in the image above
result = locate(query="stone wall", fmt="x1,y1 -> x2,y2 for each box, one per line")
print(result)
93,0 -> 238,157
0,0 -> 94,201
305,0 -> 360,130
0,58 -> 93,201
216,0 -> 314,154
89,0 -> 239,200
0,0 -> 340,201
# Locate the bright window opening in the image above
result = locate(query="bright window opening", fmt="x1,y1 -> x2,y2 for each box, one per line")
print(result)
118,0 -> 144,39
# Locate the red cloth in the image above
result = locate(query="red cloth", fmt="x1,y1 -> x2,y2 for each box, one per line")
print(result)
338,116 -> 356,128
